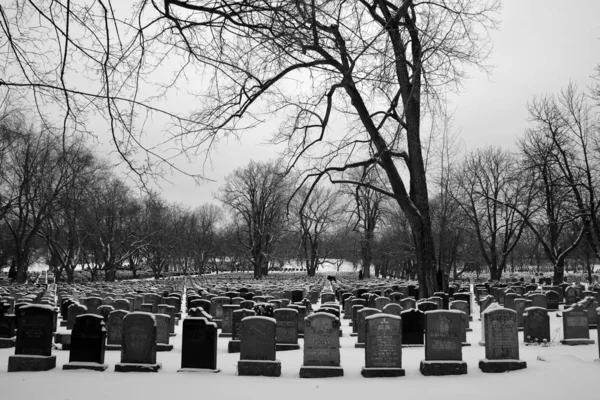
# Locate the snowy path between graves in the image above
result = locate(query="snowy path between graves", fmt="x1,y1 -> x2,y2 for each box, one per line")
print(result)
2,302 -> 599,400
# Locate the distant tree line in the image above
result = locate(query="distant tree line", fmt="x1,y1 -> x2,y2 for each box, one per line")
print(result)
2,75 -> 600,285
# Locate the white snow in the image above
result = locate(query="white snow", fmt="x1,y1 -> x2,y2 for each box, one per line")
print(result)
1,295 -> 600,400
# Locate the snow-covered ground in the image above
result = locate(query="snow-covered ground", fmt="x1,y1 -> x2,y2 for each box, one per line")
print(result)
1,295 -> 599,400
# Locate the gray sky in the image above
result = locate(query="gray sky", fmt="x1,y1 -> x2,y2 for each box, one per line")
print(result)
150,0 -> 600,208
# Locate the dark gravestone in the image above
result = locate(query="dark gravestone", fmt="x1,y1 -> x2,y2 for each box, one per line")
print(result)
355,308 -> 381,348
504,293 -> 517,311
67,303 -> 87,330
238,316 -> 281,377
115,312 -> 161,372
450,300 -> 471,333
420,310 -> 467,376
479,308 -> 526,372
565,287 -> 577,305
401,309 -> 425,346
433,292 -> 449,309
523,307 -> 550,343
228,308 -> 256,352
219,304 -> 240,338
98,305 -> 115,322
63,314 -> 108,371
85,297 -> 103,315
155,313 -> 173,351
351,305 -> 365,336
300,313 -> 343,378
274,308 -> 300,351
561,304 -> 594,345
178,317 -> 220,372
190,299 -> 211,314
106,310 -> 128,350
546,290 -> 559,311
0,309 -> 17,348
8,304 -> 56,372
361,314 -> 404,377
417,301 -> 438,313
514,298 -> 527,331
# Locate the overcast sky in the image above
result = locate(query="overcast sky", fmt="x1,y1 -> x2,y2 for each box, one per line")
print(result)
151,0 -> 600,208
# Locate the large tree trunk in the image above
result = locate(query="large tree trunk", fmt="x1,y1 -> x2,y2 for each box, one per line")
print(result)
414,222 -> 438,298
553,257 -> 565,285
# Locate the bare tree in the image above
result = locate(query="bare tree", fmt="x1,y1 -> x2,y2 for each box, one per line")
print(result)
295,185 -> 345,277
452,147 -> 527,281
218,160 -> 289,279
0,0 -> 500,296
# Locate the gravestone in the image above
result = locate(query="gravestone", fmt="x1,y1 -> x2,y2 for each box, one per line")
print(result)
523,307 -> 550,343
219,304 -> 240,338
514,298 -> 527,331
565,286 -> 577,306
67,303 -> 87,330
420,310 -> 467,376
401,309 -> 425,346
0,308 -> 17,348
63,314 -> 108,371
321,292 -> 336,304
8,304 -> 56,372
479,308 -> 526,372
355,308 -> 381,348
417,301 -> 437,312
546,290 -> 559,310
351,304 -> 365,336
106,310 -> 128,350
227,308 -> 256,353
361,314 -> 404,377
85,297 -> 103,315
561,304 -> 595,345
530,293 -> 547,309
400,298 -> 416,310
504,293 -> 517,311
450,300 -> 471,332
155,313 -> 173,351
274,308 -> 300,351
115,312 -> 161,372
374,297 -> 390,311
300,313 -> 343,378
178,317 -> 220,373
157,304 -> 176,335
382,303 -> 403,316
113,299 -> 130,311
238,316 -> 281,377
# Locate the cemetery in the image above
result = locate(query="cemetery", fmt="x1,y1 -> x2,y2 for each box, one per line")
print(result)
1,1 -> 600,400
2,272 -> 600,400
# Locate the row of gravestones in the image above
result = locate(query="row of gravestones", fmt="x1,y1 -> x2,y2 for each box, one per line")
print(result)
476,282 -> 600,306
7,304 -> 544,376
479,295 -> 599,346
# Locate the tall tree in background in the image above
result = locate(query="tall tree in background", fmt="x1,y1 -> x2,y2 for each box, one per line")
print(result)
218,161 -> 289,279
452,147 -> 527,281
295,185 -> 345,277
0,1 -> 500,295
